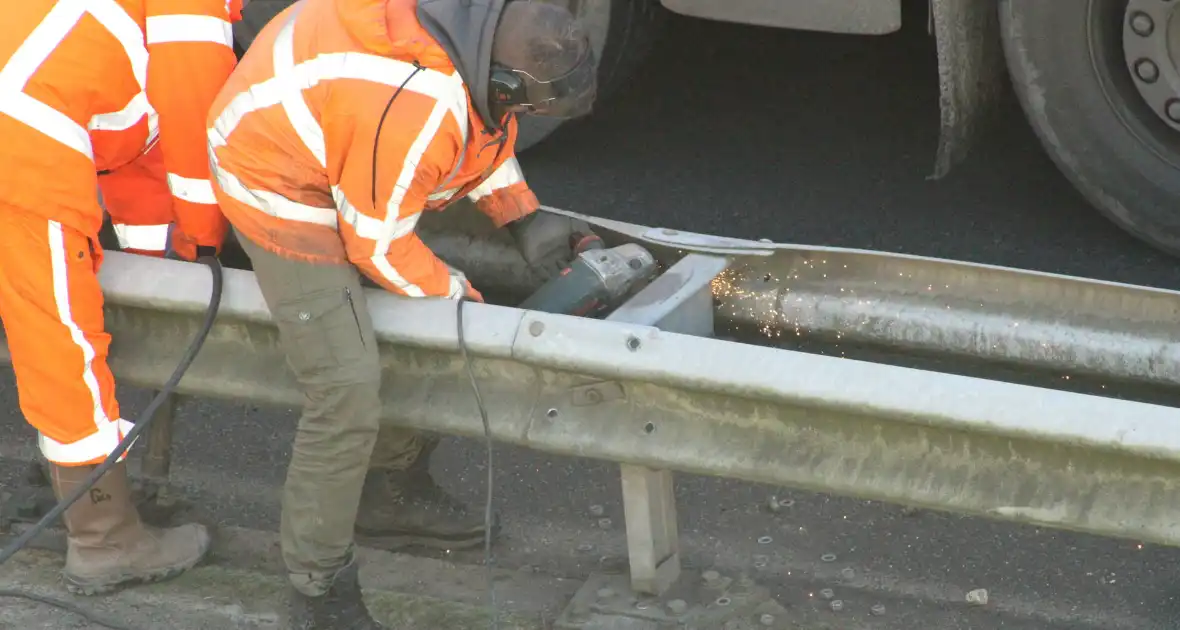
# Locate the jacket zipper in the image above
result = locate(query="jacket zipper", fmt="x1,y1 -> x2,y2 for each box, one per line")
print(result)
344,287 -> 366,350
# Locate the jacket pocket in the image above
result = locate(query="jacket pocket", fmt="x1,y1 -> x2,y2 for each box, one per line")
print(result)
271,286 -> 368,377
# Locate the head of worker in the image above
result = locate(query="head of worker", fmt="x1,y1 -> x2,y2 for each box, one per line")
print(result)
487,0 -> 598,122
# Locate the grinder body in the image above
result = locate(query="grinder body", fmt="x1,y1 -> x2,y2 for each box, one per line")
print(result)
519,242 -> 658,317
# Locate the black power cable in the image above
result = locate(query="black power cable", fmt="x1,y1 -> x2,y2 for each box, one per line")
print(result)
456,296 -> 500,630
0,254 -> 224,630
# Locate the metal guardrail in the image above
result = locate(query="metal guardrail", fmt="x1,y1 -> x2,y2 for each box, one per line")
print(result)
425,207 -> 1180,392
0,247 -> 1173,545
6,215 -> 1180,621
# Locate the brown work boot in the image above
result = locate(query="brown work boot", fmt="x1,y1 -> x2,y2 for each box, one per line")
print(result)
354,441 -> 497,550
287,552 -> 385,629
49,461 -> 211,595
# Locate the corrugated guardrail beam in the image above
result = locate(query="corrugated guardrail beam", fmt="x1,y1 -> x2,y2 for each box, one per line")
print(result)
419,206 -> 1180,392
3,252 -> 1180,548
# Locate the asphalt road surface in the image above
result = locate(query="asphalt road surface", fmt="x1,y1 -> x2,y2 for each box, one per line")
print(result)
5,6 -> 1180,630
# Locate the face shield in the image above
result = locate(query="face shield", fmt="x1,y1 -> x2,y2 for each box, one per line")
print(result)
509,43 -> 598,119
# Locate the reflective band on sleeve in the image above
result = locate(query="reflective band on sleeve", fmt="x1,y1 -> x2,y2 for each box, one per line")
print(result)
89,90 -> 153,132
167,173 -> 218,205
39,418 -> 136,465
468,157 -> 526,200
113,223 -> 171,251
146,15 -> 234,48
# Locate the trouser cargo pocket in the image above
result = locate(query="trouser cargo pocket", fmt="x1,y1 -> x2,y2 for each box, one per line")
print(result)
272,286 -> 368,378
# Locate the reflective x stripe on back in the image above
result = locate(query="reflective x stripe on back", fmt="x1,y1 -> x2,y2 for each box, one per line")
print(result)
0,0 -> 156,160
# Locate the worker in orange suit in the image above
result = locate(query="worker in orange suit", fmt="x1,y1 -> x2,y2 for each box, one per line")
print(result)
207,0 -> 598,625
0,0 -> 242,596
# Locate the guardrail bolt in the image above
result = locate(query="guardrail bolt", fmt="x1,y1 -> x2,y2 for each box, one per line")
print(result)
702,569 -> 721,584
589,504 -> 605,517
830,599 -> 844,612
577,543 -> 595,553
759,613 -> 775,626
529,321 -> 545,337
840,567 -> 856,580
598,518 -> 612,529
819,588 -> 835,600
871,603 -> 886,616
753,554 -> 768,568
757,535 -> 773,545
821,553 -> 837,562
667,599 -> 688,615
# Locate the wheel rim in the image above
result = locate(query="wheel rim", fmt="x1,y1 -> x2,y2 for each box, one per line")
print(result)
1123,0 -> 1180,130
1081,0 -> 1180,167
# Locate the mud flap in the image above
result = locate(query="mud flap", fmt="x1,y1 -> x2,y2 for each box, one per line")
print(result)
928,0 -> 1008,179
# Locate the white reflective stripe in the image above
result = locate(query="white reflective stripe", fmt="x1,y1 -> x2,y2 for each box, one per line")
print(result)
210,156 -> 338,227
272,18 -> 326,167
445,275 -> 465,300
369,100 -> 450,297
112,223 -> 170,251
39,418 -> 135,465
468,157 -> 526,201
0,0 -> 85,90
89,90 -> 151,131
48,219 -> 111,431
0,93 -> 92,157
87,0 -> 150,89
167,173 -> 218,205
208,18 -> 467,156
0,0 -> 151,157
331,185 -> 419,242
146,15 -> 234,47
427,186 -> 461,202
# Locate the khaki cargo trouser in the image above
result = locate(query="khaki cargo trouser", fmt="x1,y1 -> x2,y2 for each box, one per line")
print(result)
235,229 -> 432,586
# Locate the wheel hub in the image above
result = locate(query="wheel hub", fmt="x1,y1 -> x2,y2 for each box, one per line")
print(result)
1125,0 -> 1180,131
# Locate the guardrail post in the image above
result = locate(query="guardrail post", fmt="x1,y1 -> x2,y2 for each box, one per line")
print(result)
605,253 -> 729,596
140,391 -> 182,512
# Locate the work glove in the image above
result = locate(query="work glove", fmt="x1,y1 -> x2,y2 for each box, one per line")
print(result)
506,211 -> 596,280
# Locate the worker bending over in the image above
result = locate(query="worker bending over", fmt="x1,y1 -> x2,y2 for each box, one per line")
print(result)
207,0 -> 597,625
0,0 -> 240,595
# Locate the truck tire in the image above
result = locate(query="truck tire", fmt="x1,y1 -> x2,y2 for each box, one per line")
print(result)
233,0 -> 664,153
999,0 -> 1180,255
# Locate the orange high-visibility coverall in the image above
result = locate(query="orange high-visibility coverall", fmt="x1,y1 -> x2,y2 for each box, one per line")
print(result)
0,0 -> 240,466
207,0 -> 540,299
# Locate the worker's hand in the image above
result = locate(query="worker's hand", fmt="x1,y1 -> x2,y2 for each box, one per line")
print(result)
506,211 -> 595,279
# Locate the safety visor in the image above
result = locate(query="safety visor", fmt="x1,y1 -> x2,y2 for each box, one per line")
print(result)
513,44 -> 598,119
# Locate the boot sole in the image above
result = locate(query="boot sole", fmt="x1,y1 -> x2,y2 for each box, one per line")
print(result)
62,539 -> 213,596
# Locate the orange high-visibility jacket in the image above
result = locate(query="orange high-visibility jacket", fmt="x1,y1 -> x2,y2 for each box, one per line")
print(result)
208,0 -> 541,299
0,0 -> 242,253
